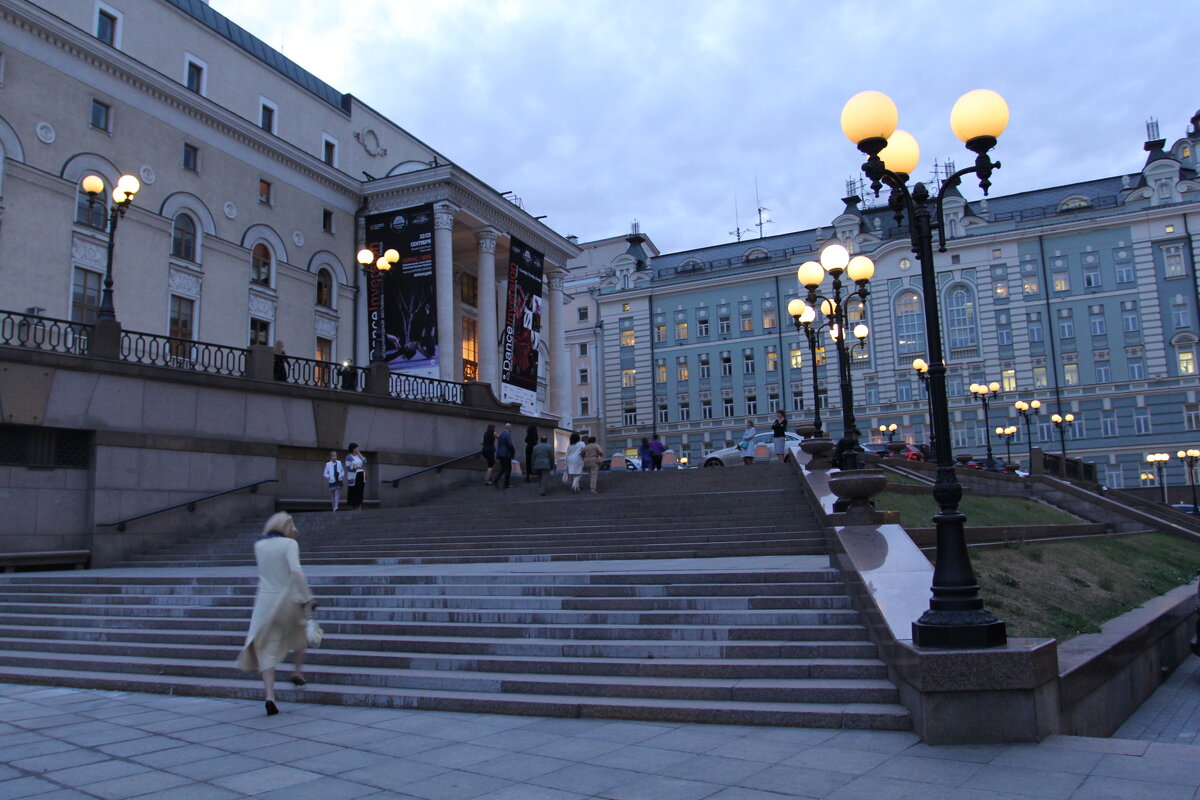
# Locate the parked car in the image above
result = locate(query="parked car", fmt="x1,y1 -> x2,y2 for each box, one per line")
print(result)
702,431 -> 802,467
862,442 -> 923,461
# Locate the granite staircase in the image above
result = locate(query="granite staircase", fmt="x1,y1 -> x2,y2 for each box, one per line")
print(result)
0,465 -> 911,729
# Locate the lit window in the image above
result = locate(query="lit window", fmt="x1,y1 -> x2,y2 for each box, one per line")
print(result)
790,348 -> 803,369
1022,277 -> 1040,295
1002,369 -> 1016,392
676,321 -> 688,340
622,368 -> 636,387
994,282 -> 1008,299
316,269 -> 333,307
622,303 -> 630,312
621,329 -> 636,347
654,325 -> 666,342
677,357 -> 689,381
740,313 -> 753,332
656,360 -> 667,383
461,316 -> 478,380
1053,272 -> 1070,292
1180,349 -> 1197,376
766,349 -> 778,372
1163,246 -> 1186,278
763,310 -> 777,329
1033,366 -> 1048,388
1064,363 -> 1079,386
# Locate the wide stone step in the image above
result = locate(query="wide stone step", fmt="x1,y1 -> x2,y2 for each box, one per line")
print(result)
0,664 -> 911,730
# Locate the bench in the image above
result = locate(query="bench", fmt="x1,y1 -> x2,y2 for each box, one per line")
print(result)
0,550 -> 91,572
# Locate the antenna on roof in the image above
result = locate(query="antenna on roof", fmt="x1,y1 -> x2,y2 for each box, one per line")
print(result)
1146,117 -> 1160,141
754,176 -> 772,239
729,197 -> 751,242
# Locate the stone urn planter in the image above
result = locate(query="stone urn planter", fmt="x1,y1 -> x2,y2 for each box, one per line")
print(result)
885,441 -> 907,456
955,453 -> 973,466
800,437 -> 835,470
795,423 -> 817,439
828,468 -> 889,522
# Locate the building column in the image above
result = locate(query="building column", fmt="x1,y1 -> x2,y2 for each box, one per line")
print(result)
549,269 -> 571,427
475,228 -> 500,389
433,202 -> 457,383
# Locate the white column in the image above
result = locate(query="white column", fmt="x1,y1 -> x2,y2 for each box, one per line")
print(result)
548,270 -> 571,428
433,202 -> 457,382
475,228 -> 500,389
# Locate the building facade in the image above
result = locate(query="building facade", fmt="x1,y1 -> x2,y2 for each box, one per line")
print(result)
0,0 -> 578,418
570,117 -> 1200,490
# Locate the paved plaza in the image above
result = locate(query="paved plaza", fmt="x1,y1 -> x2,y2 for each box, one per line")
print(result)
1,656 -> 1199,800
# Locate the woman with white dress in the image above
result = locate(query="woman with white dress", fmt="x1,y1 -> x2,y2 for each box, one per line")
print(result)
344,443 -> 366,509
565,432 -> 586,493
237,512 -> 316,715
740,419 -> 757,466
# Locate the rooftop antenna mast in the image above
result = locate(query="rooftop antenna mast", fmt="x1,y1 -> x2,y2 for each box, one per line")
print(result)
729,196 -> 751,242
754,176 -> 772,239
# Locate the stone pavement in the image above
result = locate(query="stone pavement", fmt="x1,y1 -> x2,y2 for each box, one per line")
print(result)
1115,652 -> 1200,746
3,673 -> 1200,800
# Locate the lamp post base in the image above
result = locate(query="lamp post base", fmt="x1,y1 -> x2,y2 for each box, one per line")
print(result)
912,611 -> 1007,649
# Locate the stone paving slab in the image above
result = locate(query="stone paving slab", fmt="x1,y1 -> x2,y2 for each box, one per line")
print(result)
4,682 -> 1200,799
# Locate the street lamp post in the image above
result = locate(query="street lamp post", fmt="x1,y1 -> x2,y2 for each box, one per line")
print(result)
795,246 -> 874,469
879,423 -> 898,443
788,299 -> 824,438
913,358 -> 933,456
357,247 -> 400,364
995,425 -> 1017,469
1146,453 -> 1171,505
81,174 -> 140,322
1177,449 -> 1200,514
969,381 -> 1002,470
1014,399 -> 1042,467
840,87 -> 1009,648
1050,412 -> 1075,470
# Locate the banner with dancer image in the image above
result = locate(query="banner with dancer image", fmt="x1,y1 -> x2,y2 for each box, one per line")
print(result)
364,205 -> 437,378
501,236 -> 545,414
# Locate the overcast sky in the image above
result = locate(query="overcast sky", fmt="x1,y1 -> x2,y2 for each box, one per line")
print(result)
212,0 -> 1195,255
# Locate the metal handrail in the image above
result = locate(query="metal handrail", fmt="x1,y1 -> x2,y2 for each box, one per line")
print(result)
96,479 -> 278,531
283,355 -> 365,391
385,451 -> 481,488
0,310 -> 91,355
121,329 -> 248,377
389,372 -> 464,404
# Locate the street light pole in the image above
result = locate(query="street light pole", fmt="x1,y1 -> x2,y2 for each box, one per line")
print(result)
1146,453 -> 1171,504
913,358 -> 933,456
788,300 -> 823,438
358,248 -> 400,364
969,381 -> 1001,470
1050,412 -> 1075,471
996,426 -> 1017,469
1177,449 -> 1200,514
81,174 -> 140,322
1014,399 -> 1041,468
840,87 -> 1010,648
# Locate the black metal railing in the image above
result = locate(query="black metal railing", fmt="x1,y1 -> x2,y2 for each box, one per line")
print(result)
284,355 -> 365,391
95,479 -> 278,532
384,451 -> 481,488
0,310 -> 90,355
390,372 -> 463,404
121,329 -> 247,377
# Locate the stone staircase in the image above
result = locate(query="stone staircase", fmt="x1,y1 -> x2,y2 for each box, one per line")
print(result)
0,465 -> 911,729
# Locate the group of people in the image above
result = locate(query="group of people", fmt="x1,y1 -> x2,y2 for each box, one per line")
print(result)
739,411 -> 791,465
637,435 -> 667,470
480,423 -> 605,495
322,444 -> 367,511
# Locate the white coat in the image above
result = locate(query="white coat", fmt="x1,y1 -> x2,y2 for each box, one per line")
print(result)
237,535 -> 314,672
323,460 -> 344,484
566,441 -> 585,476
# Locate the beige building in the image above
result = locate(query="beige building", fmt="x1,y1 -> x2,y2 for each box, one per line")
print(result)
0,0 -> 578,417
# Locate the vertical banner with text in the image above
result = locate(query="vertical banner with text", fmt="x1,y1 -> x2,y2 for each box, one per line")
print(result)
364,205 -> 438,378
501,236 -> 545,414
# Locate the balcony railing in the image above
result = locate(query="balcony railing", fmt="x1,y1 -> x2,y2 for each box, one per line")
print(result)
121,329 -> 247,377
284,355 -> 365,391
390,372 -> 463,405
0,310 -> 90,355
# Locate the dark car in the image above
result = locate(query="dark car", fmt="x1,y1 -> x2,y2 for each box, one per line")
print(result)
862,442 -> 923,461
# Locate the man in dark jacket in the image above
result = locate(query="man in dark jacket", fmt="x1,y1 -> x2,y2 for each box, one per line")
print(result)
531,435 -> 555,496
495,423 -> 515,489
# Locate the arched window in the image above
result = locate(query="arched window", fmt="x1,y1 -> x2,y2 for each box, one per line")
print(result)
895,291 -> 924,355
250,243 -> 272,287
846,297 -> 865,323
316,269 -> 333,307
1175,333 -> 1197,376
75,178 -> 107,229
171,213 -> 197,261
946,286 -> 978,350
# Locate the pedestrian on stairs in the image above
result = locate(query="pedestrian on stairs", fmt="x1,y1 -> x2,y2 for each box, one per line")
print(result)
323,451 -> 344,511
495,423 -> 515,489
532,435 -> 555,495
344,443 -> 366,509
772,410 -> 789,464
582,436 -> 604,494
481,423 -> 497,485
237,512 -> 316,717
739,419 -> 757,466
524,424 -> 539,483
649,435 -> 666,471
566,432 -> 585,492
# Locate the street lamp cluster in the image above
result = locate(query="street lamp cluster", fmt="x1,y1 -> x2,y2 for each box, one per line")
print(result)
356,247 -> 399,364
80,173 -> 141,322
968,381 -> 1002,469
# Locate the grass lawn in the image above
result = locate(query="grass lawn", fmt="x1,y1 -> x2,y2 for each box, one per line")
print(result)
875,470 -> 929,487
966,533 -> 1200,641
876,490 -> 1082,529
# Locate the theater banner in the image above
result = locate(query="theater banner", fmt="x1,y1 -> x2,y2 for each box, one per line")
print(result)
364,205 -> 437,378
500,236 -> 545,414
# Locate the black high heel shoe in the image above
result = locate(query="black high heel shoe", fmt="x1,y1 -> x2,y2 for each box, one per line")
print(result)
265,700 -> 279,716
290,674 -> 306,687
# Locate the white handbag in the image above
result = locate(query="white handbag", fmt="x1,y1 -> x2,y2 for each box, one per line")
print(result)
305,615 -> 324,648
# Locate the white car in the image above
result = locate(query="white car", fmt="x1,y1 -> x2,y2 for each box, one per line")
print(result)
702,431 -> 802,467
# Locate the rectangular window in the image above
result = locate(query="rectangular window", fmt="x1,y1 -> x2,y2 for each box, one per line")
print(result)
260,101 -> 277,133
322,136 -> 338,167
718,316 -> 731,335
249,318 -> 271,346
722,398 -> 735,417
743,350 -> 755,374
90,99 -> 111,131
1089,316 -> 1105,336
701,400 -> 713,420
676,321 -> 688,341
169,295 -> 194,341
1064,363 -> 1079,386
578,368 -> 589,385
746,396 -> 758,415
740,313 -> 753,332
70,268 -> 102,324
699,354 -> 710,379
1029,323 -> 1044,343
697,319 -> 710,337
815,346 -> 826,367
1059,316 -> 1074,339
461,316 -> 478,381
1101,411 -> 1118,437
185,59 -> 205,94
1134,408 -> 1152,435
997,328 -> 1013,345
1116,264 -> 1135,283
578,343 -> 588,357
579,396 -> 590,416
623,408 -> 637,426
1095,362 -> 1110,382
1053,272 -> 1070,292
766,348 -> 778,372
679,402 -> 691,421
258,179 -> 272,205
578,307 -> 589,322
1179,350 -> 1196,375
1122,312 -> 1139,332
654,325 -> 666,342
1128,358 -> 1145,380
677,357 -> 689,381
1185,403 -> 1200,431
1175,308 -> 1190,328
1023,277 -> 1040,296
1164,245 -> 1185,278
456,272 -> 477,307
182,143 -> 199,172
656,360 -> 667,383
720,352 -> 732,376
658,405 -> 669,424
1002,368 -> 1016,392
791,393 -> 804,412
1033,366 -> 1048,388
790,348 -> 803,369
96,7 -> 119,46
322,209 -> 334,234
1083,268 -> 1101,288
768,394 -> 781,413
622,368 -> 636,387
896,382 -> 912,402
763,310 -> 777,330
621,328 -> 636,347
994,282 -> 1009,299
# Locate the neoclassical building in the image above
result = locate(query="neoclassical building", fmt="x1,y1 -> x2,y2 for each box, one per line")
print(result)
0,0 -> 578,418
567,116 -> 1200,490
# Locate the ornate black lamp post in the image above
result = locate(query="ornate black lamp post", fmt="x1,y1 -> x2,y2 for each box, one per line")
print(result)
1146,453 -> 1171,504
788,299 -> 824,438
879,423 -> 898,443
81,174 -> 140,322
969,381 -> 1002,470
795,246 -> 874,470
840,87 -> 1009,648
996,425 -> 1017,469
1014,399 -> 1041,467
1050,412 -> 1075,467
912,358 -> 934,456
357,247 -> 399,364
1177,449 -> 1199,514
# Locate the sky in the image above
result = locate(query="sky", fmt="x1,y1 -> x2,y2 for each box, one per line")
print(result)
211,0 -> 1197,256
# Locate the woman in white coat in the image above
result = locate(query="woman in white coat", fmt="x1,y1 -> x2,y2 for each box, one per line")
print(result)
565,432 -> 585,493
237,512 -> 316,715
